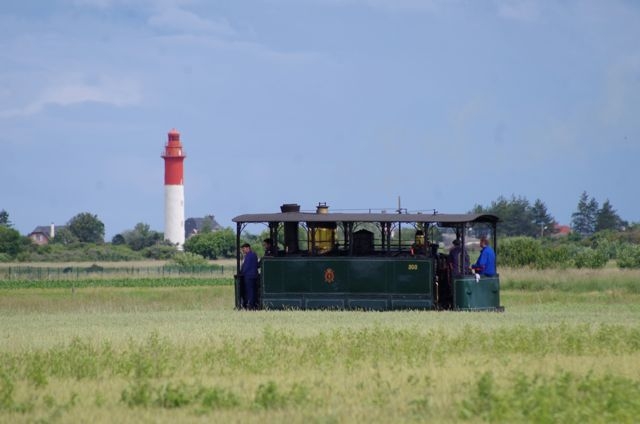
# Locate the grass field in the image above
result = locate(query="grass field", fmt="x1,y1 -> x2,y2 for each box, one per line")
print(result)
1,268 -> 640,423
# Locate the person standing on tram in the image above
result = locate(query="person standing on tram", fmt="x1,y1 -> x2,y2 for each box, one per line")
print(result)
472,236 -> 496,277
240,243 -> 259,309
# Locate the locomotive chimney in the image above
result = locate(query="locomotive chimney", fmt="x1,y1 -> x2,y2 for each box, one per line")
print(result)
280,203 -> 300,253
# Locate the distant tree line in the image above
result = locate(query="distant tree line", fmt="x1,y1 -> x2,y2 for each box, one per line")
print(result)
471,196 -> 556,238
471,191 -> 627,238
570,191 -> 626,235
471,192 -> 638,269
0,191 -> 638,267
0,211 -> 175,262
0,209 -> 239,263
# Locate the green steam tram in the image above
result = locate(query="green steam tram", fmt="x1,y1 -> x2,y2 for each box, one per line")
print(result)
233,203 -> 502,311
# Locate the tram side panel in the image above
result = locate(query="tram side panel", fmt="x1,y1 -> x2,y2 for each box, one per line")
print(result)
389,259 -> 434,310
453,276 -> 501,311
260,257 -> 435,310
305,259 -> 351,309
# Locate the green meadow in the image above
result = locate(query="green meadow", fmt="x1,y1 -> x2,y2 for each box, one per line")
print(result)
1,268 -> 640,423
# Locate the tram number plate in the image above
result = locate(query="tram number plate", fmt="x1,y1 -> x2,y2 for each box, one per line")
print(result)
408,264 -> 418,271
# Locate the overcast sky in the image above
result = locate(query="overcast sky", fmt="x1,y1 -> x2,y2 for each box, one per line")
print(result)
1,0 -> 638,239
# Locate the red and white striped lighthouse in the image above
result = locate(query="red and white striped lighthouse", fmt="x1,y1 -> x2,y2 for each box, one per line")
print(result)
162,128 -> 186,248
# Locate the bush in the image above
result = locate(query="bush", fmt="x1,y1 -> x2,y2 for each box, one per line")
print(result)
538,244 -> 573,269
142,244 -> 178,260
169,252 -> 209,268
588,233 -> 624,260
617,244 -> 640,269
499,237 -> 542,268
24,243 -> 144,262
573,248 -> 608,269
499,237 -> 573,269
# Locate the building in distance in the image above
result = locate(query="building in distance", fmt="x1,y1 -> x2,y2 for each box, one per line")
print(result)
28,223 -> 66,245
185,215 -> 222,238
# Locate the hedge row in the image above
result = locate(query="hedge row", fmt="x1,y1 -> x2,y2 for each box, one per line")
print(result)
499,237 -> 640,269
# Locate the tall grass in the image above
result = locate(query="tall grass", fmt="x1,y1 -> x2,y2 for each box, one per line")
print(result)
500,267 -> 640,293
2,269 -> 640,422
0,259 -> 238,281
1,321 -> 640,423
0,277 -> 233,289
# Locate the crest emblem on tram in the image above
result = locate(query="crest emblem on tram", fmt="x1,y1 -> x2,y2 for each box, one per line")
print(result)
324,268 -> 335,284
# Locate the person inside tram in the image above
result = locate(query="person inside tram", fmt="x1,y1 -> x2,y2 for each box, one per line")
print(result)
410,230 -> 426,255
448,238 -> 470,276
258,238 -> 277,268
262,238 -> 277,257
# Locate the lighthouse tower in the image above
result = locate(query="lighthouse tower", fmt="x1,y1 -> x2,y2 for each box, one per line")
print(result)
162,128 -> 186,248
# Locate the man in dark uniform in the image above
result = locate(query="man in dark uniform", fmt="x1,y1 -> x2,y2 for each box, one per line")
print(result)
262,238 -> 277,257
240,243 -> 259,309
448,238 -> 470,276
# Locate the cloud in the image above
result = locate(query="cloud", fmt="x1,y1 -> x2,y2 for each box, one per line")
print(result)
494,0 -> 540,21
602,55 -> 640,126
71,0 -> 114,8
0,74 -> 142,118
70,0 -> 235,35
303,0 -> 451,12
71,0 -> 193,9
360,0 -> 448,12
148,7 -> 236,36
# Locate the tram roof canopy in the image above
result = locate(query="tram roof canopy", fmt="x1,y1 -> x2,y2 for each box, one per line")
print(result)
232,212 -> 499,225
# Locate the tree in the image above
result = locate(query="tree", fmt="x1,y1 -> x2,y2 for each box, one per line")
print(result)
587,197 -> 599,229
596,199 -> 623,232
121,222 -> 162,251
200,219 -> 213,234
472,195 -> 537,237
52,227 -> 79,245
571,191 -> 598,236
0,210 -> 11,227
67,212 -> 105,243
111,234 -> 126,245
184,228 -> 236,259
531,199 -> 556,237
0,226 -> 24,257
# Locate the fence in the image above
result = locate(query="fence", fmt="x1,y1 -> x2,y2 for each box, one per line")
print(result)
0,264 -> 231,281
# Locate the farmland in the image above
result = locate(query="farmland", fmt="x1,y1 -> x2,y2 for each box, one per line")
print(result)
1,267 -> 640,423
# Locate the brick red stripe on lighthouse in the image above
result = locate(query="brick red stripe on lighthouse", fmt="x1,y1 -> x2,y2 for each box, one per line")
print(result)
162,128 -> 186,185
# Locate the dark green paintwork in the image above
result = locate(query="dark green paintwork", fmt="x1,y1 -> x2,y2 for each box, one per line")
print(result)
260,257 -> 434,310
453,276 -> 501,310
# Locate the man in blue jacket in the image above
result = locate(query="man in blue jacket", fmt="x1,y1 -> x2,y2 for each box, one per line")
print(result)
473,237 -> 496,277
240,243 -> 259,309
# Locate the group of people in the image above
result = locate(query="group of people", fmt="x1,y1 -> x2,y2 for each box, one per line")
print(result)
448,236 -> 496,278
238,238 -> 276,309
